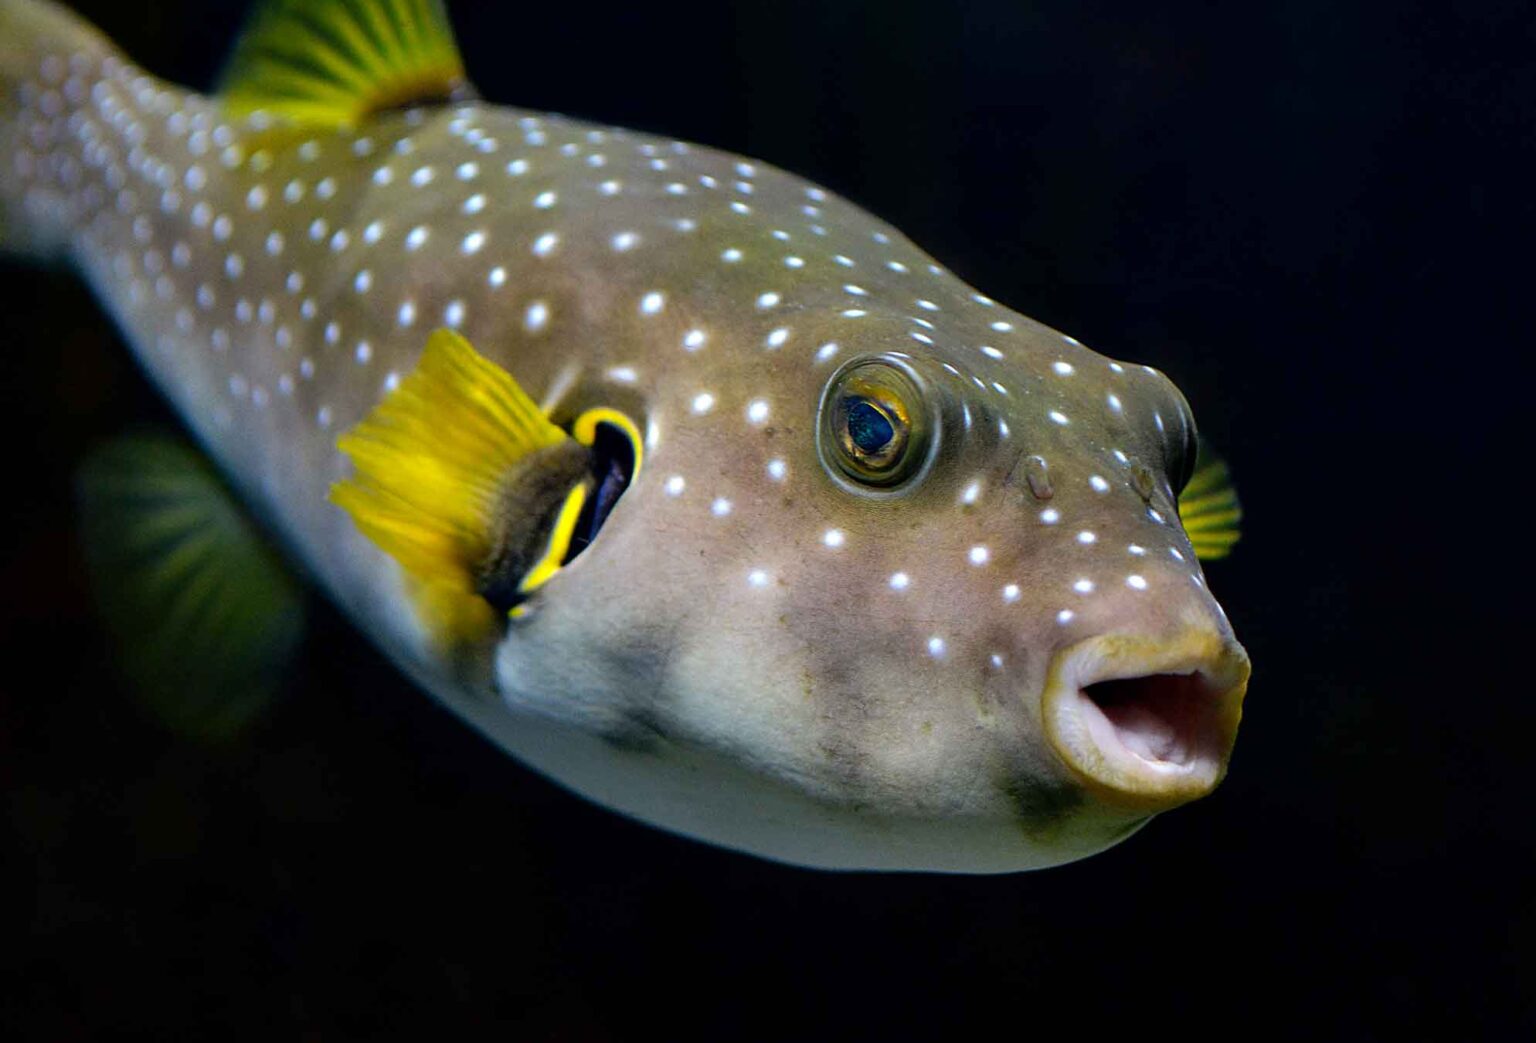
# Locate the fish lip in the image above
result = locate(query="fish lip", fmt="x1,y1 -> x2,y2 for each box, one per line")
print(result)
1041,631 -> 1250,812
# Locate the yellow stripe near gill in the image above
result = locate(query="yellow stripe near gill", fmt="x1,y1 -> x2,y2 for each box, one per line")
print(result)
572,407 -> 647,475
1177,452 -> 1243,561
517,485 -> 591,599
330,328 -> 573,644
220,0 -> 468,128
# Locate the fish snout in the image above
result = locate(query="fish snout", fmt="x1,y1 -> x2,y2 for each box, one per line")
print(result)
1041,629 -> 1249,811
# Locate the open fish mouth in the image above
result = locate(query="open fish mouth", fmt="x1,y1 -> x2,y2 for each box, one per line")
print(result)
1042,631 -> 1250,810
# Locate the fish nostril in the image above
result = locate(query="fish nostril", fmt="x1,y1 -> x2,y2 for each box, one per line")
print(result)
1080,672 -> 1221,767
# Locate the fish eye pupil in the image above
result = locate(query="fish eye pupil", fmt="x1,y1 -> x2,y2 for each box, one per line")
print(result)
846,398 -> 894,454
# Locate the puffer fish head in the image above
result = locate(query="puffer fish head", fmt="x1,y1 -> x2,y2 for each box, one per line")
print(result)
485,178 -> 1249,873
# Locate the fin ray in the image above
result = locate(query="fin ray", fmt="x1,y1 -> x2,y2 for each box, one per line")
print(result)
331,329 -> 584,643
1178,448 -> 1243,561
220,0 -> 469,127
76,432 -> 307,742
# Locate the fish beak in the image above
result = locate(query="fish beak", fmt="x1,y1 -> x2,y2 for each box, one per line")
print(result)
1041,630 -> 1250,811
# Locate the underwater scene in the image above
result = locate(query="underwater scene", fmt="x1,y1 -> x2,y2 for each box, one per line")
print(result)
1,0 -> 1528,1037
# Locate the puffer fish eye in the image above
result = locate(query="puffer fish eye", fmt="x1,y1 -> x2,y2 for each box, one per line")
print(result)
821,358 -> 932,488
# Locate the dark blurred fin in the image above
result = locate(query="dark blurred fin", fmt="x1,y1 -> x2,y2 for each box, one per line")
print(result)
76,432 -> 306,742
219,0 -> 472,128
1178,446 -> 1242,561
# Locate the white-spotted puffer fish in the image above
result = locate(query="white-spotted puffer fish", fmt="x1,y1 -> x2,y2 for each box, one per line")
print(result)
0,0 -> 1249,872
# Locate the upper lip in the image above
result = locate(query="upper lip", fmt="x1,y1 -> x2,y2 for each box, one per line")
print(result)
1041,631 -> 1250,811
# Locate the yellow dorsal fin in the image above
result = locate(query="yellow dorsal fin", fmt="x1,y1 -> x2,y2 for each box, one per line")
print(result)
1178,448 -> 1242,561
330,329 -> 579,643
220,0 -> 470,127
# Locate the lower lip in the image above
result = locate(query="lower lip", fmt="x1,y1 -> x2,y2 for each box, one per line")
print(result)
1042,633 -> 1248,810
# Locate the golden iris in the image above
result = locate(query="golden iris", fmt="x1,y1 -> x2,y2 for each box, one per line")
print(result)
824,360 -> 929,486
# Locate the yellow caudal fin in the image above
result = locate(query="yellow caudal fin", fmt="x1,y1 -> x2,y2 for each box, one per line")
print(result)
0,0 -> 119,258
1178,446 -> 1242,561
330,329 -> 594,644
219,0 -> 471,128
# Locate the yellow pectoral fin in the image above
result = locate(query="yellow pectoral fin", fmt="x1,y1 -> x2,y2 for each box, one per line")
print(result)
1178,450 -> 1242,561
330,328 -> 576,644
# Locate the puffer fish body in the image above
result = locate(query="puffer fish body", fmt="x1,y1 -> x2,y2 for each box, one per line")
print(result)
1,0 -> 1249,872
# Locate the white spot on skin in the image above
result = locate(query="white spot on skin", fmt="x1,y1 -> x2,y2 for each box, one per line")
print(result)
755,291 -> 780,310
721,248 -> 742,263
823,529 -> 845,549
1049,410 -> 1070,426
532,232 -> 558,257
746,399 -> 770,425
1127,575 -> 1149,590
444,300 -> 465,328
747,569 -> 770,588
691,392 -> 715,415
1056,609 -> 1075,625
1040,508 -> 1060,525
533,190 -> 557,209
639,291 -> 664,315
981,345 -> 1004,360
397,301 -> 416,327
765,328 -> 789,349
463,193 -> 486,214
1076,531 -> 1096,545
683,329 -> 707,351
612,231 -> 639,251
1053,361 -> 1075,376
1090,475 -> 1110,493
1072,579 -> 1095,595
461,230 -> 486,254
927,636 -> 946,659
816,342 -> 839,363
960,481 -> 982,505
711,498 -> 733,517
1003,584 -> 1021,603
766,458 -> 787,481
889,572 -> 910,591
488,266 -> 507,288
405,226 -> 428,250
524,300 -> 549,331
354,270 -> 372,293
968,546 -> 990,566
664,476 -> 686,497
1129,544 -> 1147,556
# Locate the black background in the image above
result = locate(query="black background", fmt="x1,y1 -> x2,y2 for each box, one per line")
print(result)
2,1 -> 1531,1038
